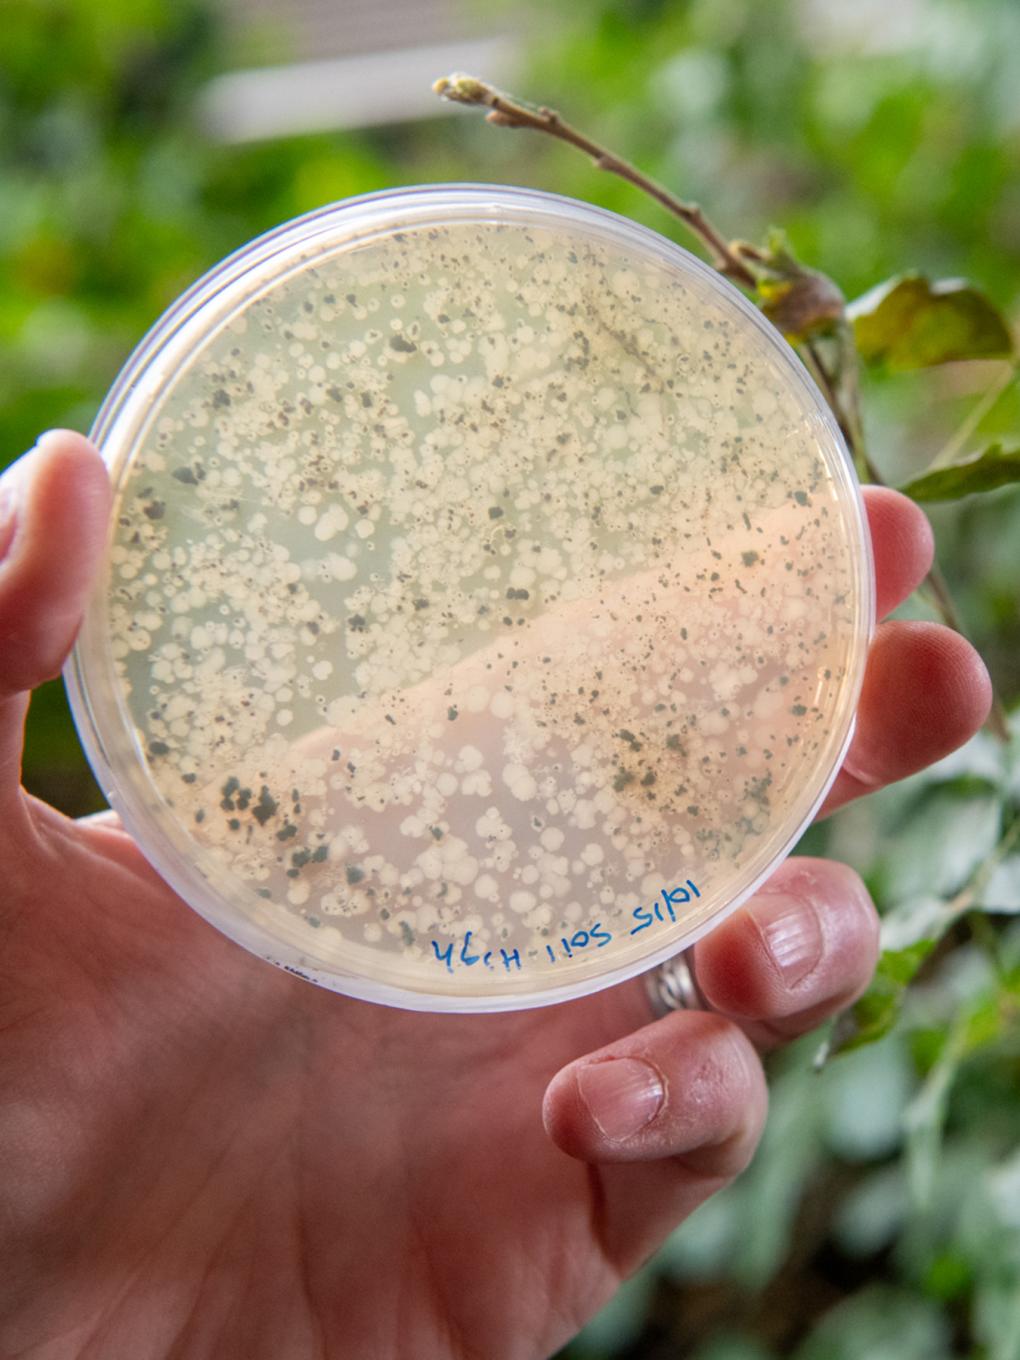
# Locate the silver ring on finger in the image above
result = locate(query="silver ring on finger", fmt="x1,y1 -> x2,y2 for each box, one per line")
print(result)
644,948 -> 711,1019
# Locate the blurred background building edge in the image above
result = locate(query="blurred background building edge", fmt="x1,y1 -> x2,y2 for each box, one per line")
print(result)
201,0 -> 521,140
199,36 -> 520,141
193,0 -> 958,145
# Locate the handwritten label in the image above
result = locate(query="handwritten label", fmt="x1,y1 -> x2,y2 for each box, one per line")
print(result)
430,932 -> 522,974
428,880 -> 701,973
544,920 -> 612,965
628,880 -> 701,935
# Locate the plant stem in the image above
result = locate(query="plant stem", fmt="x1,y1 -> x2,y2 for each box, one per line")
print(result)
801,336 -> 877,479
434,76 -> 887,471
800,340 -> 845,432
952,810 -> 1020,930
923,562 -> 1011,741
433,74 -> 758,289
806,338 -> 1011,744
435,71 -> 1011,745
926,361 -> 1018,473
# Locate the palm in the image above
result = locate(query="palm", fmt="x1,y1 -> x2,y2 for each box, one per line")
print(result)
8,794 -> 655,1357
0,434 -> 991,1359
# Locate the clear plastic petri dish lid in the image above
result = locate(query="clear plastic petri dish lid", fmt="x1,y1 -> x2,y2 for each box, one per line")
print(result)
66,183 -> 874,1013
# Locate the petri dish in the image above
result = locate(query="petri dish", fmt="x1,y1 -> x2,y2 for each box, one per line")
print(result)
66,184 -> 874,1012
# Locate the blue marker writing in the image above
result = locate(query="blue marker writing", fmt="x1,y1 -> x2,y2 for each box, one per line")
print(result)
629,881 -> 701,935
430,936 -> 522,972
431,939 -> 455,972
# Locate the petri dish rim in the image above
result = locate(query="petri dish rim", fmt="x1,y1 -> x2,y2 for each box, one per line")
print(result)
65,182 -> 876,1012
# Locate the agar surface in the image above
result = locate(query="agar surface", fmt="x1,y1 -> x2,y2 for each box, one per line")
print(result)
104,220 -> 862,993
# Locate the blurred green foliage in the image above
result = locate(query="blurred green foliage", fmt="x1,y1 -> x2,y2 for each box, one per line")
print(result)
2,0 -> 401,808
2,0 -> 1018,1355
576,722 -> 1020,1358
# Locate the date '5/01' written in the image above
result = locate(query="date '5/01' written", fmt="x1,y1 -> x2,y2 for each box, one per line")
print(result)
429,880 -> 702,974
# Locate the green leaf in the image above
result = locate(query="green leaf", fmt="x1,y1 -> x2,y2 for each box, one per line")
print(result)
833,1164 -> 909,1257
742,227 -> 846,342
662,1054 -> 826,1290
826,939 -> 935,1055
978,853 -> 1020,914
818,1034 -> 913,1162
727,1063 -> 824,1288
757,269 -> 845,343
572,1266 -> 656,1356
793,1285 -> 953,1360
973,1278 -> 1020,1360
898,443 -> 1020,502
848,274 -> 1014,369
903,1017 -> 968,1209
690,1339 -> 776,1360
873,777 -> 1003,906
879,894 -> 958,953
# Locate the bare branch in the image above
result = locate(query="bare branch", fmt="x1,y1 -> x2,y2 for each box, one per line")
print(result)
433,74 -> 757,289
922,562 -> 1011,741
434,72 -> 1010,743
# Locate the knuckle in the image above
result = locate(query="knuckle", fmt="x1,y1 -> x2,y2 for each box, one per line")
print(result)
666,1018 -> 767,1178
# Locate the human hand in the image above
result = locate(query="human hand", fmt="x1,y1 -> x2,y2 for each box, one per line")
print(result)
0,432 -> 991,1359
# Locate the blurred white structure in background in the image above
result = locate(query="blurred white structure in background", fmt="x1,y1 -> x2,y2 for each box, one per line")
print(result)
200,0 -> 520,139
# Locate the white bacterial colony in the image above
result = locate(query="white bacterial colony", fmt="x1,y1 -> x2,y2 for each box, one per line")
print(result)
103,219 -> 863,995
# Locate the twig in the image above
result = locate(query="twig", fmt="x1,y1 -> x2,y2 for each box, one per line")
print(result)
949,812 -> 1020,972
434,71 -> 1012,746
922,561 -> 1011,741
800,341 -> 847,437
433,74 -> 757,289
954,810 -> 1020,915
801,337 -> 877,479
925,360 -> 1018,472
434,75 -> 885,471
805,336 -> 1011,745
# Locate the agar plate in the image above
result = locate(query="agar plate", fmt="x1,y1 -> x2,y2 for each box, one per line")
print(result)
66,185 -> 874,1011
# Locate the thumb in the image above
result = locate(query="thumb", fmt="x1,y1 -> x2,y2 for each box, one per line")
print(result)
0,430 -> 110,793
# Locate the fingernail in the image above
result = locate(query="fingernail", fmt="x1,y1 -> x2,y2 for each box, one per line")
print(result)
576,1057 -> 665,1141
754,892 -> 824,988
840,744 -> 882,788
